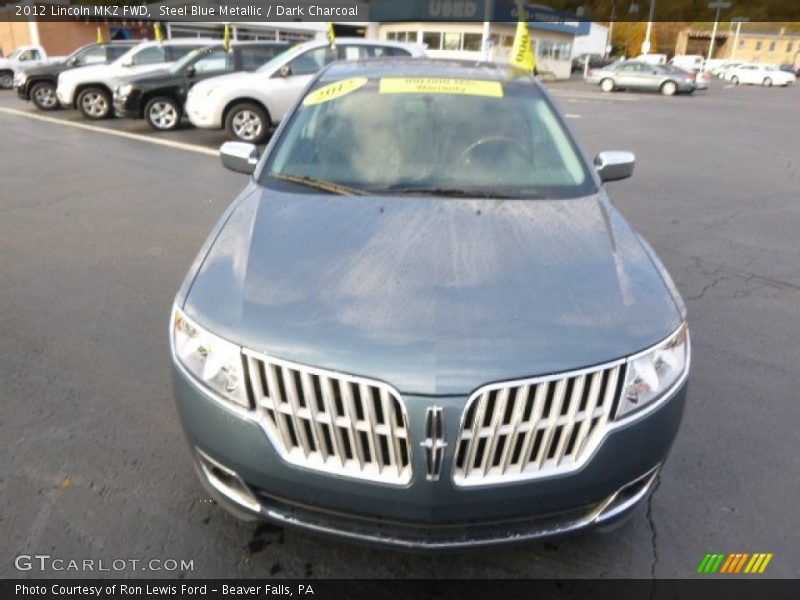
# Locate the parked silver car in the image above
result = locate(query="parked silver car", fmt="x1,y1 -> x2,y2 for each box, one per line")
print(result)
585,61 -> 697,96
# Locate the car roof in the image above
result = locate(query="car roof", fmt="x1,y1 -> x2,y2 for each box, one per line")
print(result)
194,40 -> 290,49
299,37 -> 424,51
318,58 -> 539,85
140,38 -> 218,47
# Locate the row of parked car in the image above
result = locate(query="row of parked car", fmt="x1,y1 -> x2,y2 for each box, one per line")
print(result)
583,54 -> 796,95
9,37 -> 424,144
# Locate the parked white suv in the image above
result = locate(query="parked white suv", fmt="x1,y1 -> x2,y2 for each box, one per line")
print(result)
57,39 -> 215,119
185,38 -> 426,143
728,63 -> 796,87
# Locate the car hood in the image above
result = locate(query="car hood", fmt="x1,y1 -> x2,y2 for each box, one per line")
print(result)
18,62 -> 68,77
60,63 -> 168,83
182,189 -> 682,396
121,67 -> 174,85
192,71 -> 260,93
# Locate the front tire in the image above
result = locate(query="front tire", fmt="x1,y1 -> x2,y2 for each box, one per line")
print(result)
225,102 -> 270,144
31,82 -> 59,110
600,78 -> 615,92
762,77 -> 772,87
660,80 -> 678,96
77,87 -> 112,119
145,96 -> 182,131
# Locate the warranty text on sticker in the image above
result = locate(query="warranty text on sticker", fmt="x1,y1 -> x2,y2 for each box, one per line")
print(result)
379,78 -> 504,98
303,77 -> 368,106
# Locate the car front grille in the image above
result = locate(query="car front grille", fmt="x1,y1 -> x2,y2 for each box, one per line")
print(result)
453,362 -> 625,486
243,350 -> 412,485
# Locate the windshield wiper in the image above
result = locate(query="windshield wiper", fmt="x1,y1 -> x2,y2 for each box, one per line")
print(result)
380,186 -> 542,199
269,173 -> 367,196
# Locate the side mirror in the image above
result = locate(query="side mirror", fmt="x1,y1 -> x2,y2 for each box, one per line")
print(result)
121,59 -> 133,68
278,64 -> 292,78
185,65 -> 196,78
594,151 -> 635,182
220,142 -> 260,175
67,57 -> 77,67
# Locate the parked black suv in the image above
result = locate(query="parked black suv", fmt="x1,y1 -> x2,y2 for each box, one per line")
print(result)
16,41 -> 137,111
113,41 -> 290,131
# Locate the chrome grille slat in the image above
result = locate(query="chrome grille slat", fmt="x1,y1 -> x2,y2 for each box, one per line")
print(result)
554,374 -> 585,465
454,362 -> 625,486
245,350 -> 412,485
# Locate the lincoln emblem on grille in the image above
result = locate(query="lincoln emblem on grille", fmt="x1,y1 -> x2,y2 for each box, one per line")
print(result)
421,406 -> 447,481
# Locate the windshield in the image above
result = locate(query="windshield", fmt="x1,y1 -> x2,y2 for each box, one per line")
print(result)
263,76 -> 595,199
9,48 -> 23,60
256,45 -> 303,73
170,46 -> 216,73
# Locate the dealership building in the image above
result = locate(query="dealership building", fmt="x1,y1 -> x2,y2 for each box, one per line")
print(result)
373,1 -> 588,80
2,0 -> 588,79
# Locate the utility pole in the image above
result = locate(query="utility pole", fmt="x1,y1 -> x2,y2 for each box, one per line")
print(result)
707,1 -> 732,61
606,0 -> 617,58
641,0 -> 656,55
481,0 -> 494,61
730,17 -> 749,60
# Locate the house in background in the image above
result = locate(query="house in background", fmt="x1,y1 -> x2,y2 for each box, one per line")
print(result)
676,26 -> 800,68
0,11 -> 151,56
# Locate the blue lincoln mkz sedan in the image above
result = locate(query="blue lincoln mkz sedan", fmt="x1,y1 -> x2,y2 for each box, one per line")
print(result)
170,59 -> 690,550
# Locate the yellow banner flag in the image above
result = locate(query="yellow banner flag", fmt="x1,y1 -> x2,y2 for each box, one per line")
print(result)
154,22 -> 164,44
327,23 -> 336,48
510,4 -> 536,73
223,24 -> 232,51
96,27 -> 105,44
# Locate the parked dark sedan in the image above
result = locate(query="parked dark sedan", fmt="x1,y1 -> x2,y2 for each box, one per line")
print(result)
15,41 -> 136,110
113,41 -> 289,130
170,60 -> 690,549
571,52 -> 613,72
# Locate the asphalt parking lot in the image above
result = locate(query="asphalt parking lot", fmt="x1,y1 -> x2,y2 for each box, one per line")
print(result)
2,75 -> 799,579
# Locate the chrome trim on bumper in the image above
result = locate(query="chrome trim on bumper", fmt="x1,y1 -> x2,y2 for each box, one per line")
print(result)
194,448 -> 661,550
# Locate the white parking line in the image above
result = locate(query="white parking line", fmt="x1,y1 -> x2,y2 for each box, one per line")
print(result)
565,114 -> 581,119
549,92 -> 641,102
0,106 -> 219,157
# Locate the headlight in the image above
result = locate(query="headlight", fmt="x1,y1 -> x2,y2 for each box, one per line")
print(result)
117,83 -> 135,97
14,72 -> 27,86
617,323 -> 689,420
172,307 -> 249,409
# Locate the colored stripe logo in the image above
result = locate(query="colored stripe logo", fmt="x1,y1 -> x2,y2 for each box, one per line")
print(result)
697,553 -> 773,574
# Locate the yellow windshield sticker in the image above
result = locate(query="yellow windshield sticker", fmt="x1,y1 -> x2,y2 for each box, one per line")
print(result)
303,77 -> 368,106
379,78 -> 504,98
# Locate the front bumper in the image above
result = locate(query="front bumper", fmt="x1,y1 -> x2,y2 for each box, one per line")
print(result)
173,359 -> 687,549
56,86 -> 74,108
185,96 -> 221,129
113,91 -> 142,119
